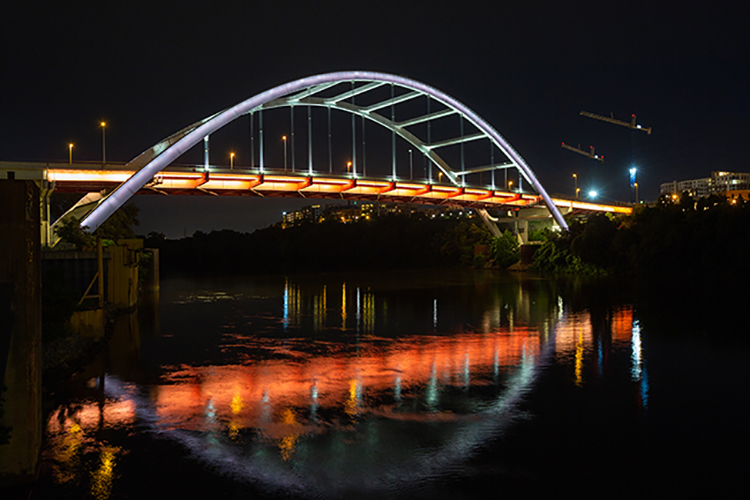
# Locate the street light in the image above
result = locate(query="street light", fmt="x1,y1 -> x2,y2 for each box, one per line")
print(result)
588,190 -> 598,199
100,121 -> 106,165
634,182 -> 639,204
230,152 -> 235,170
347,161 -> 352,174
409,149 -> 413,179
573,173 -> 578,198
282,135 -> 287,171
438,171 -> 443,183
508,180 -> 514,191
68,143 -> 73,164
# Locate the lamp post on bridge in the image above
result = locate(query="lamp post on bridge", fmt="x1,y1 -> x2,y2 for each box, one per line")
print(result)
573,173 -> 578,198
230,152 -> 235,170
282,135 -> 288,171
68,143 -> 73,164
100,121 -> 106,165
409,149 -> 413,180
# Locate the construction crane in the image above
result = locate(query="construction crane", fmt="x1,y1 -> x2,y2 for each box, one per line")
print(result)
561,142 -> 604,162
580,111 -> 652,135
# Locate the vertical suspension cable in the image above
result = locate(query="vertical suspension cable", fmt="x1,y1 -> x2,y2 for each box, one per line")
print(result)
490,142 -> 495,190
460,115 -> 465,186
291,106 -> 295,173
203,135 -> 209,172
361,114 -> 366,177
391,83 -> 396,179
308,95 -> 313,175
351,81 -> 357,177
249,112 -> 255,170
327,106 -> 332,173
427,97 -> 432,183
259,110 -> 264,173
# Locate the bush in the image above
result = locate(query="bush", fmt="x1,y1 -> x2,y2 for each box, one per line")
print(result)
491,230 -> 520,268
531,239 -> 605,275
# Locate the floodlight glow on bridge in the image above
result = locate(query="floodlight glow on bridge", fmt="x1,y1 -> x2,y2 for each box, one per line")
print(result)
37,165 -> 632,214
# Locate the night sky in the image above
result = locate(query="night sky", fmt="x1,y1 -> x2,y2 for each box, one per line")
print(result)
3,1 -> 747,238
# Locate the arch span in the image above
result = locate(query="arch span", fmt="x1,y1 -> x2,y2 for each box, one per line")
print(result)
81,71 -> 568,231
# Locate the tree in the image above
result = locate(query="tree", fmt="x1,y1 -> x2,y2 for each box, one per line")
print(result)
56,202 -> 140,249
491,230 -> 520,268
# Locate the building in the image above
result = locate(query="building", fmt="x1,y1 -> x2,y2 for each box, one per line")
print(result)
282,204 -> 322,227
660,171 -> 750,198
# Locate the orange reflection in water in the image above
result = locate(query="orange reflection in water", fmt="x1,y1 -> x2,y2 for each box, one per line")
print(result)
45,398 -> 133,492
611,307 -> 634,344
152,327 -> 541,443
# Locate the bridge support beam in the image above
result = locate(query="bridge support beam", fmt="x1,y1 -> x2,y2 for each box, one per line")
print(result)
0,180 -> 42,487
477,208 -> 502,238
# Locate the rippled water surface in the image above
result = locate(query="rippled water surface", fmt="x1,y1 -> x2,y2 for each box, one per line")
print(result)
37,270 -> 747,498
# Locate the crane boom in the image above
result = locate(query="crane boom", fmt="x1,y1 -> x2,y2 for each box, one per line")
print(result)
580,111 -> 651,134
561,142 -> 604,162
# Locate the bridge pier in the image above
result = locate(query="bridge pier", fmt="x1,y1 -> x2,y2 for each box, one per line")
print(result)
0,180 -> 42,487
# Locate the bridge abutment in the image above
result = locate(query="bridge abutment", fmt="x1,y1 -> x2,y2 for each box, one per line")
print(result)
0,180 -> 42,487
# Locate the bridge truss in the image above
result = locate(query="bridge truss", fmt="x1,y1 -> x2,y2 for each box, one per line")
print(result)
79,71 -> 571,232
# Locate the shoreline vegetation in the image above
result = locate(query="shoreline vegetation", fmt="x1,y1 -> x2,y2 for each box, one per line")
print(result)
141,191 -> 749,282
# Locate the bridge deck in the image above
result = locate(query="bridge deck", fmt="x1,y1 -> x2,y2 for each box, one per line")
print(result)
1,161 -> 632,214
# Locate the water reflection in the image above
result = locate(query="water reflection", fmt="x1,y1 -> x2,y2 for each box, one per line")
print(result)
43,272 -> 650,497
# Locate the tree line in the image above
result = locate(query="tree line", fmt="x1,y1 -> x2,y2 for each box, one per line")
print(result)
144,215 -> 496,275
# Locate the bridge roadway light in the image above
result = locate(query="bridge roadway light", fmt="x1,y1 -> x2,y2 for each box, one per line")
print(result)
508,180 -> 513,191
68,143 -> 73,164
100,121 -> 106,165
230,152 -> 235,170
347,161 -> 352,174
282,136 -> 287,171
409,149 -> 413,180
573,173 -> 578,198
634,182 -> 639,204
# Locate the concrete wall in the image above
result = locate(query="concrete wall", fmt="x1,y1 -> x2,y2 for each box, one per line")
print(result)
0,180 -> 42,486
107,239 -> 142,309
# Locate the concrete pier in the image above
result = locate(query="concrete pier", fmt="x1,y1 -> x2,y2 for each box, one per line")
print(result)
0,180 -> 42,486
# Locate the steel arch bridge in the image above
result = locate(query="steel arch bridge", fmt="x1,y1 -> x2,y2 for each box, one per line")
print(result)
80,71 -> 570,232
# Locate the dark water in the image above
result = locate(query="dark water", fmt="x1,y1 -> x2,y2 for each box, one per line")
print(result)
35,270 -> 747,498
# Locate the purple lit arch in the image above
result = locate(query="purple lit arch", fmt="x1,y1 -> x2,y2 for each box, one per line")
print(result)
81,71 -> 568,231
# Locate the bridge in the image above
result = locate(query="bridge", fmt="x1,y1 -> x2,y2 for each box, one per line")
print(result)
1,160 -> 632,245
1,70 -> 631,246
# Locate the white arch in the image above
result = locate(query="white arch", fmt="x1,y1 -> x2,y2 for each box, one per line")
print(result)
81,71 -> 568,231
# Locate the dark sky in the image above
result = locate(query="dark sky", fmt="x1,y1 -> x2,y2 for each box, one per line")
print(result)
2,1 -> 747,237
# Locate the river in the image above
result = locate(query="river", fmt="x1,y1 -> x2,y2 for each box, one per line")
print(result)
34,270 -> 747,498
